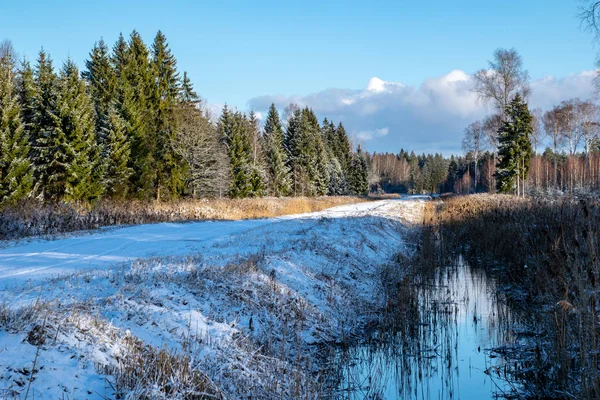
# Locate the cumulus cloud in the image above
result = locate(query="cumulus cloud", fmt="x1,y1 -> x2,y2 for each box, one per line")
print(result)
247,70 -> 596,155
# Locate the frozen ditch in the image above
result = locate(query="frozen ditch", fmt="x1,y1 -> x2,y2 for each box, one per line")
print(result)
0,198 -> 426,399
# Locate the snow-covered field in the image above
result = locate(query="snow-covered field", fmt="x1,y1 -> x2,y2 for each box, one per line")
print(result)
0,198 -> 425,399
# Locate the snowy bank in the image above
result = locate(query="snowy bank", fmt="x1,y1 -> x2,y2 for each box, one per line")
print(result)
0,198 -> 425,399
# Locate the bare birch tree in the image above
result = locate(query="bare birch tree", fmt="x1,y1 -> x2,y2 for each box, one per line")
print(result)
472,48 -> 531,119
462,120 -> 487,192
577,100 -> 599,157
530,107 -> 544,189
543,106 -> 566,187
558,99 -> 583,156
171,103 -> 230,198
482,113 -> 503,152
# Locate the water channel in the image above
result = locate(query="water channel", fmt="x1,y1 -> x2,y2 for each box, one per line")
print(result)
336,256 -> 520,399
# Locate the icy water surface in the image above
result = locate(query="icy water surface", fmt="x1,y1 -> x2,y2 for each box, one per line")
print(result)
338,257 -> 515,399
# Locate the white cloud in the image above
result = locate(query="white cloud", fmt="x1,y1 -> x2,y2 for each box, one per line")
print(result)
248,70 -> 597,155
366,77 -> 388,93
356,127 -> 389,141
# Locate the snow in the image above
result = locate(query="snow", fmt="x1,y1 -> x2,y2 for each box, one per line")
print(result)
0,198 -> 426,399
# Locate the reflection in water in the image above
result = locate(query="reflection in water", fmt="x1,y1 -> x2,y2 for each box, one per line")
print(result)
336,257 -> 518,399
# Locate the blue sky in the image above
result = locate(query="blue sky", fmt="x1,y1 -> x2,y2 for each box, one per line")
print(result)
0,0 -> 597,153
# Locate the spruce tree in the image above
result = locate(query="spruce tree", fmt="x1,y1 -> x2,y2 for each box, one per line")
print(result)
263,103 -> 291,196
284,107 -> 304,195
335,122 -> 352,174
99,103 -> 132,198
151,31 -> 185,200
111,33 -> 128,79
31,49 -> 60,199
55,60 -> 104,201
322,118 -> 347,195
0,43 -> 34,204
348,146 -> 369,195
446,157 -> 458,192
16,60 -> 37,143
179,71 -> 199,104
220,106 -> 253,198
326,156 -> 346,195
495,94 -> 533,195
83,38 -> 117,122
245,111 -> 265,197
302,108 -> 329,196
116,31 -> 156,198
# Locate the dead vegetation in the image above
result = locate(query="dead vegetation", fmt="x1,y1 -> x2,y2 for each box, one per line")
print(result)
0,196 -> 367,240
425,194 -> 600,399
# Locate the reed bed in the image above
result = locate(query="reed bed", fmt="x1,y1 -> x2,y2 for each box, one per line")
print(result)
425,194 -> 600,399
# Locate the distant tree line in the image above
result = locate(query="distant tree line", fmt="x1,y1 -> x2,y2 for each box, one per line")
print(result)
0,31 -> 369,206
369,151 -> 449,194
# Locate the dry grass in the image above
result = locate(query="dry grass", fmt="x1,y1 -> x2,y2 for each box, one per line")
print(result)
425,194 -> 600,399
107,336 -> 223,399
0,196 -> 367,240
367,193 -> 402,200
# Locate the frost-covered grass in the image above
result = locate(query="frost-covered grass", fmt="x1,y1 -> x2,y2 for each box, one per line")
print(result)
0,199 -> 425,399
0,196 -> 368,241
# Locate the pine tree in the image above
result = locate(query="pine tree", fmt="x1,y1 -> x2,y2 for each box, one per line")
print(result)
263,104 -> 291,196
495,93 -> 533,195
0,43 -> 34,204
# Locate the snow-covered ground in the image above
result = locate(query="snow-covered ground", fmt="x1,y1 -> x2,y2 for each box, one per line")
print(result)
0,198 -> 425,399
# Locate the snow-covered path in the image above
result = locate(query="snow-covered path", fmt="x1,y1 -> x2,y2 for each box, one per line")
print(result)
0,199 -> 422,289
0,198 -> 426,399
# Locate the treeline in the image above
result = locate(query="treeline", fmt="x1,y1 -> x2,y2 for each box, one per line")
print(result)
369,150 -> 449,194
219,104 -> 368,199
0,31 -> 369,206
458,97 -> 600,195
457,48 -> 600,196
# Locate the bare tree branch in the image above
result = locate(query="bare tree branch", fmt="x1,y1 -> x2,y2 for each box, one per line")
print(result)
472,48 -> 530,118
